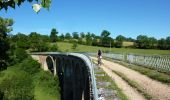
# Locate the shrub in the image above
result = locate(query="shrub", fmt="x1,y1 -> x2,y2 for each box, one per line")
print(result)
72,42 -> 78,49
0,70 -> 34,100
14,48 -> 28,63
49,44 -> 58,52
17,57 -> 40,75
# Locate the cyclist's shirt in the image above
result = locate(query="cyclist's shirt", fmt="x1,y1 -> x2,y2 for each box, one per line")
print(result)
98,51 -> 102,56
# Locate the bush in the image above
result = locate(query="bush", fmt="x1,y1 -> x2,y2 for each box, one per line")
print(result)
17,57 -> 40,75
0,70 -> 34,100
14,48 -> 28,63
72,42 -> 78,49
35,71 -> 60,97
49,44 -> 58,52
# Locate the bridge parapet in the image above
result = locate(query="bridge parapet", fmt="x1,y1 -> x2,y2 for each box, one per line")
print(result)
30,52 -> 98,100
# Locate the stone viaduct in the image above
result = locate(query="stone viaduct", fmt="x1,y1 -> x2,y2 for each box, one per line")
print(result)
31,52 -> 98,100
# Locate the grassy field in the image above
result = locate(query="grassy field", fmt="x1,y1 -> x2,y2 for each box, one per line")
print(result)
56,42 -> 170,55
122,41 -> 134,47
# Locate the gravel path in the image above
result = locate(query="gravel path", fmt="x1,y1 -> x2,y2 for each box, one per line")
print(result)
91,57 -> 170,100
99,64 -> 146,100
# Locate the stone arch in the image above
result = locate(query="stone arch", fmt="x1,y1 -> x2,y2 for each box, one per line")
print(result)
46,56 -> 56,76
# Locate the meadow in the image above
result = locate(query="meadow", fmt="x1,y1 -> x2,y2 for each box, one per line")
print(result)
56,42 -> 170,55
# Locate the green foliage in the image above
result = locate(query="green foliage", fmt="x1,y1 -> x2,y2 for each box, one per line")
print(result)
0,17 -> 13,70
0,69 -> 34,100
49,44 -> 58,52
59,33 -> 65,41
72,41 -> 78,49
86,32 -> 92,45
17,57 -> 40,75
72,32 -> 79,39
0,0 -> 51,11
101,30 -> 111,38
158,38 -> 167,50
65,32 -> 71,40
50,28 -> 58,42
136,35 -> 149,49
29,32 -> 48,52
14,48 -> 28,63
115,35 -> 126,48
101,30 -> 113,47
35,71 -> 60,99
80,32 -> 85,38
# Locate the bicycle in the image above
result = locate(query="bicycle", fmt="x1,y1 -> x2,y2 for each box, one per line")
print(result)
98,56 -> 102,66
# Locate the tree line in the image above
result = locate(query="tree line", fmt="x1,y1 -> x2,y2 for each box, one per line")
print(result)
1,16 -> 170,71
39,28 -> 170,50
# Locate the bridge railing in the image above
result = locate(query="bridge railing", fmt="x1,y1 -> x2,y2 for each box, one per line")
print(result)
31,52 -> 98,100
87,52 -> 170,72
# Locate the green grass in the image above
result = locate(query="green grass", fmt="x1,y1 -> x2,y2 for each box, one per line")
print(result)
56,42 -> 170,55
0,60 -> 60,100
112,60 -> 170,85
34,86 -> 58,100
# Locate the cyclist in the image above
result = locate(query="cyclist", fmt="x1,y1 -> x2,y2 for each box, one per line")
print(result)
97,50 -> 102,65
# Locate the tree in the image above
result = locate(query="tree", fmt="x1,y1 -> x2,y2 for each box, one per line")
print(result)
136,35 -> 149,49
166,36 -> 170,49
50,28 -> 58,42
101,30 -> 111,38
49,44 -> 58,52
14,48 -> 28,63
65,33 -> 71,40
100,30 -> 112,47
148,37 -> 157,49
12,33 -> 30,49
80,32 -> 85,38
60,33 -> 65,41
29,32 -> 48,52
0,0 -> 51,11
115,35 -> 125,48
0,17 -> 13,70
72,41 -> 78,49
86,32 -> 92,45
158,38 -> 167,50
72,32 -> 79,39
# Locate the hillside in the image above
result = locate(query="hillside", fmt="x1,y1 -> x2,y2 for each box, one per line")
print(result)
56,42 -> 170,55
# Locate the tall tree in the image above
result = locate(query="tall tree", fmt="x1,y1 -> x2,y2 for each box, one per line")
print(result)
115,35 -> 126,48
158,38 -> 167,50
29,32 -> 48,52
166,36 -> 170,49
86,32 -> 92,45
136,35 -> 149,49
101,30 -> 111,38
65,33 -> 71,40
0,17 -> 13,70
101,30 -> 112,47
80,32 -> 85,38
72,32 -> 79,39
60,33 -> 65,41
148,37 -> 157,49
50,28 -> 58,42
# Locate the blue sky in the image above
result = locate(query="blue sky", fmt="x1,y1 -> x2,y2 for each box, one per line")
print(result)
0,0 -> 170,39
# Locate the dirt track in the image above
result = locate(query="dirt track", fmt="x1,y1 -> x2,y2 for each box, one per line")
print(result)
91,57 -> 170,100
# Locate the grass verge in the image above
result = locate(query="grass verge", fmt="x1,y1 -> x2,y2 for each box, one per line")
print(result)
94,63 -> 128,100
112,70 -> 152,100
103,57 -> 170,85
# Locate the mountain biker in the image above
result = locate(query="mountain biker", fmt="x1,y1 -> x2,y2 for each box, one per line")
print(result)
97,50 -> 102,65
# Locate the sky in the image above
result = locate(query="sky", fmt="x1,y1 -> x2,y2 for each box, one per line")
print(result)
0,0 -> 170,39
